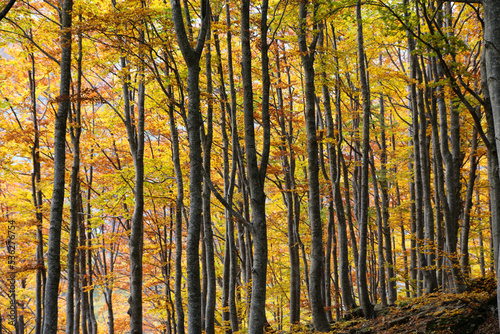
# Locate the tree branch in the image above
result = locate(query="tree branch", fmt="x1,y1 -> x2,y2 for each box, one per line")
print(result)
0,0 -> 16,21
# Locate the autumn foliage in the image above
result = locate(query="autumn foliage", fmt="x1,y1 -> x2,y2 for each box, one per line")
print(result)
0,0 -> 496,333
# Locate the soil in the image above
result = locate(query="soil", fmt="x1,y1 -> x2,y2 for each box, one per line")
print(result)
328,275 -> 499,334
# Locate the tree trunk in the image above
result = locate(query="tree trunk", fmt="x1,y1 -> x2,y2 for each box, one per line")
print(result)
80,170 -> 90,334
28,50 -> 45,334
460,127 -> 478,278
480,14 -> 500,320
275,44 -> 301,327
297,1 -> 331,330
416,58 -> 438,292
202,24 -> 216,334
356,0 -> 375,319
370,157 -> 387,307
241,0 -> 272,331
322,27 -> 356,312
224,2 -> 240,329
380,95 -> 396,304
165,66 -> 186,334
43,1 -> 73,332
121,43 -> 146,332
170,0 -> 209,332
66,25 -> 83,333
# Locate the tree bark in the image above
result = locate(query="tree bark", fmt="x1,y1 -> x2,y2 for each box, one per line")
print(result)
416,57 -> 438,293
28,50 -> 45,334
167,69 -> 186,334
66,25 -> 83,333
170,0 -> 209,332
460,127 -> 478,278
241,0 -> 272,331
370,157 -> 387,307
120,31 -> 146,331
202,23 -> 216,334
42,1 -> 73,332
356,0 -> 375,319
224,2 -> 240,330
297,1 -> 331,330
380,95 -> 396,304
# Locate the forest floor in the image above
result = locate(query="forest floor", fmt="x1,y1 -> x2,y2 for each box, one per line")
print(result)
324,275 -> 499,334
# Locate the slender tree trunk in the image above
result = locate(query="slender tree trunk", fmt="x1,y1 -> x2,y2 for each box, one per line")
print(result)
224,2 -> 240,329
429,87 -> 445,291
296,2 -> 330,330
409,157 -> 417,296
416,58 -> 438,293
43,1 -> 73,332
165,66 -> 186,334
324,202 -> 334,322
213,16 -> 233,332
370,157 -> 387,307
241,0 -> 272,331
275,45 -> 301,328
170,0 -> 209,332
28,50 -> 45,334
356,0 -> 375,319
380,95 -> 396,304
66,25 -> 83,333
479,225 -> 485,277
322,28 -> 355,312
460,127 -> 478,278
87,231 -> 98,334
202,24 -> 216,334
80,169 -> 90,334
121,36 -> 146,332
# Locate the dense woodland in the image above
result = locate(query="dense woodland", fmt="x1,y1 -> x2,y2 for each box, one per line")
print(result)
0,0 -> 499,332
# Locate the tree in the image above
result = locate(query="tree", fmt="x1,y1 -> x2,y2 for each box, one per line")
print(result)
356,0 -> 375,319
296,1 -> 331,330
483,0 -> 500,324
240,0 -> 272,331
43,1 -> 73,332
170,0 -> 209,332
66,22 -> 83,333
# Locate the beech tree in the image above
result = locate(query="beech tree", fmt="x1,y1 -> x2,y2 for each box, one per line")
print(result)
170,0 -> 209,332
43,1 -> 73,332
0,0 -> 497,332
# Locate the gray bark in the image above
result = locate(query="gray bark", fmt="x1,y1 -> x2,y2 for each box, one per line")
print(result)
322,26 -> 356,312
168,92 -> 185,334
241,0 -> 272,331
380,95 -> 396,304
275,45 -> 301,327
80,170 -> 91,334
482,0 -> 500,177
42,1 -> 73,332
224,1 -> 240,329
297,1 -> 331,330
66,26 -> 83,334
170,0 -> 209,332
28,51 -> 45,334
436,58 -> 465,292
370,157 -> 387,307
325,80 -> 355,313
120,29 -> 146,331
480,9 -> 500,320
202,24 -> 215,334
87,222 -> 98,334
416,58 -> 438,292
356,0 -> 375,319
460,127 -> 478,278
